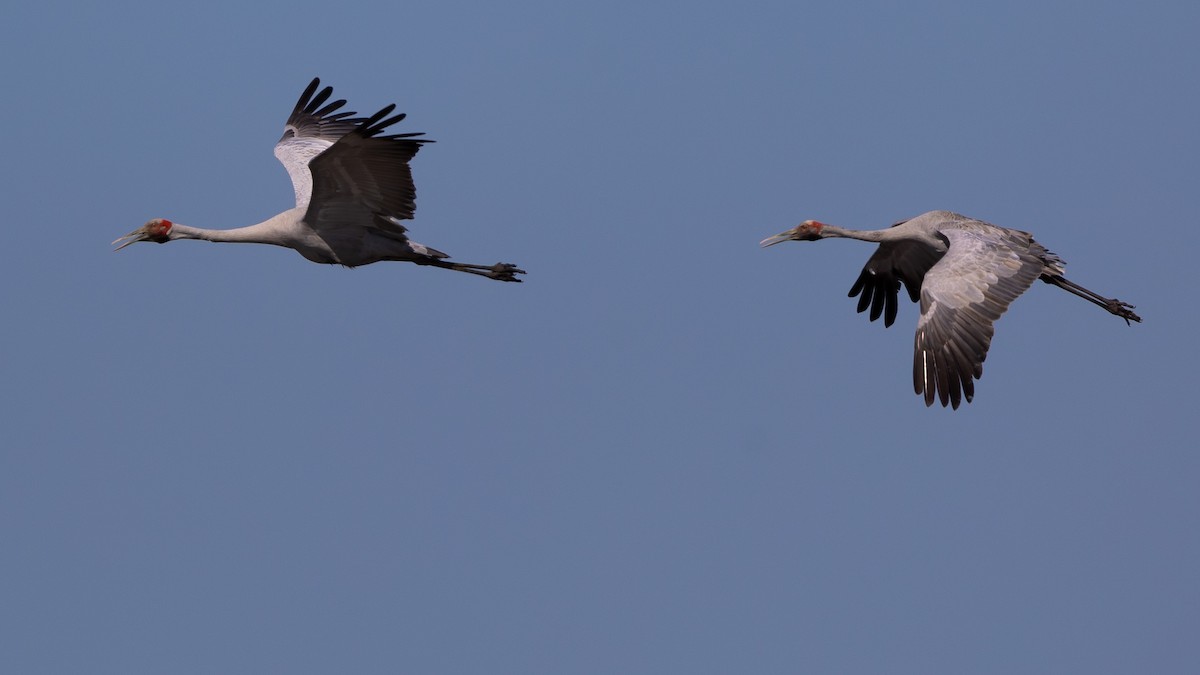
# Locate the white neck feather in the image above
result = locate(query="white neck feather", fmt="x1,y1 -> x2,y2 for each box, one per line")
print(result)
169,209 -> 302,247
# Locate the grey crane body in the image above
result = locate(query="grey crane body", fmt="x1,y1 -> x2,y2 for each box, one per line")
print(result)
761,210 -> 1140,409
149,207 -> 450,267
114,78 -> 524,282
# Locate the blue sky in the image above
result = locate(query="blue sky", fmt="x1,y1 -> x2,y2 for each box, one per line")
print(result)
2,1 -> 1197,673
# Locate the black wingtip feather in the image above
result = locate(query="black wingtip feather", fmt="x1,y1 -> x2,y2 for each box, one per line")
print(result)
313,99 -> 347,118
869,283 -> 886,322
904,282 -> 921,304
360,104 -> 397,127
848,271 -> 867,298
299,78 -> 319,102
855,287 -> 872,314
376,112 -> 408,130
307,86 -> 334,114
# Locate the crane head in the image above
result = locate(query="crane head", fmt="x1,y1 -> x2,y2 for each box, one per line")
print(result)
113,218 -> 174,251
759,220 -> 826,247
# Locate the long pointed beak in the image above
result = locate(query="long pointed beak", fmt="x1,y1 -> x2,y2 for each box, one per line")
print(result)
112,230 -> 147,251
759,230 -> 794,248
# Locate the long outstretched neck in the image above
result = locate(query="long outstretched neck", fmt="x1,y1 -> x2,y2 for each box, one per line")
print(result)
761,220 -> 916,248
168,215 -> 294,247
816,220 -> 947,251
815,223 -> 894,242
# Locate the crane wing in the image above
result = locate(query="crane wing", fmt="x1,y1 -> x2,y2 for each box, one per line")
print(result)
301,103 -> 432,250
274,78 -> 368,209
848,233 -> 944,327
912,227 -> 1044,409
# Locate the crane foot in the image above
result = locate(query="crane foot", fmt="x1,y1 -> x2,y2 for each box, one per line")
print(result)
486,263 -> 526,282
1108,299 -> 1141,325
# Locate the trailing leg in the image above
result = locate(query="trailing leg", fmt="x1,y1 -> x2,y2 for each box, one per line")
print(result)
1041,274 -> 1141,324
413,256 -> 526,282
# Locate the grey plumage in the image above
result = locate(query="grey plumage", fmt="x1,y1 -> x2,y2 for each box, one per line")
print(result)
115,78 -> 525,282
761,210 -> 1140,409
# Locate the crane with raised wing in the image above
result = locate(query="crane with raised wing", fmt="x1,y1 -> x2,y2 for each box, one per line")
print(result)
114,78 -> 524,282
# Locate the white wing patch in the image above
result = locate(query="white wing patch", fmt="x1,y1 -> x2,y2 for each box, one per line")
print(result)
274,135 -> 337,209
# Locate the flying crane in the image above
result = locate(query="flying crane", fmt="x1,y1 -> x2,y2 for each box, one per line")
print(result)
114,78 -> 525,282
761,210 -> 1140,408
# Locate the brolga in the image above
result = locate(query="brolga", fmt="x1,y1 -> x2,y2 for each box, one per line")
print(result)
114,78 -> 525,282
760,210 -> 1141,409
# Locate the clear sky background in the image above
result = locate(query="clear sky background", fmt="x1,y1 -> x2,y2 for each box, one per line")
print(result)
2,1 -> 1197,673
